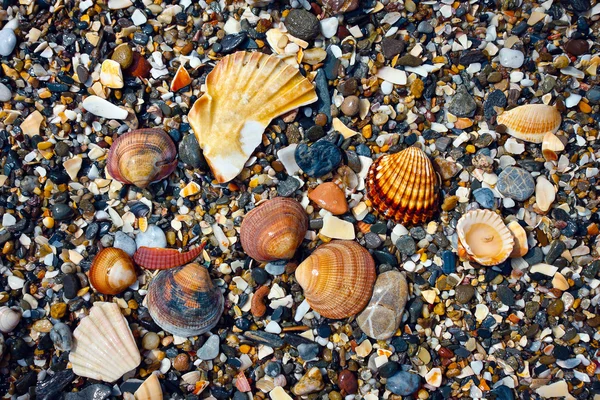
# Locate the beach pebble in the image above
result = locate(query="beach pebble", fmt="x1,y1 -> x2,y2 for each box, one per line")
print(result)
386,371 -> 421,396
498,48 -> 524,68
196,334 -> 220,360
136,225 -> 167,249
0,28 -> 16,56
114,231 -> 137,256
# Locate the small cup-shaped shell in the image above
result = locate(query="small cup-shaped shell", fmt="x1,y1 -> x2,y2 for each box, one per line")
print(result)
457,210 -> 514,266
295,240 -> 376,319
366,146 -> 439,226
240,197 -> 308,262
89,248 -> 137,295
497,104 -> 561,143
541,131 -> 565,161
107,129 -> 177,188
147,263 -> 224,337
0,306 -> 21,333
507,221 -> 528,258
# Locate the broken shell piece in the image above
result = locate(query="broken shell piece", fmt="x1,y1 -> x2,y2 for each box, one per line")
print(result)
332,117 -> 359,139
507,221 -> 528,258
21,110 -> 44,137
100,59 -> 124,89
497,104 -> 561,143
170,65 -> 192,92
456,209 -> 514,266
535,176 -> 556,212
188,52 -> 317,183
541,131 -> 565,161
134,373 -> 163,400
63,157 -> 82,180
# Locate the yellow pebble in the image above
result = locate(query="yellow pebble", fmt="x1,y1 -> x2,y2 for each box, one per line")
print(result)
43,217 -> 54,229
239,344 -> 252,354
362,124 -> 372,139
466,144 -> 476,154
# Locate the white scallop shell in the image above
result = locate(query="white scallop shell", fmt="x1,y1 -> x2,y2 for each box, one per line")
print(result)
69,302 -> 141,382
0,306 -> 21,333
457,210 -> 514,266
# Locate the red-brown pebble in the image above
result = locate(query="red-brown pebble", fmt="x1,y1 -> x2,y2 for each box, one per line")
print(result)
338,369 -> 358,394
173,353 -> 190,371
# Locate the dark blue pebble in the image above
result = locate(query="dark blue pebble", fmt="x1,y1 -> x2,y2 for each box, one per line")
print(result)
493,385 -> 515,400
298,342 -> 320,361
264,361 -> 282,377
442,250 -> 456,274
355,143 -> 371,157
295,140 -> 342,177
473,187 -> 495,209
386,371 -> 421,396
315,69 -> 331,121
317,323 -> 331,338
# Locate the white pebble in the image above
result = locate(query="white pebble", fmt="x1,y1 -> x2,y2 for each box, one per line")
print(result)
135,225 -> 167,249
320,17 -> 338,39
264,321 -> 282,334
380,80 -> 393,95
0,82 -> 11,102
565,93 -> 582,108
294,299 -> 310,322
498,48 -> 524,68
131,9 -> 147,26
509,71 -> 524,82
82,96 -> 128,119
2,213 -> 16,227
0,28 -> 16,57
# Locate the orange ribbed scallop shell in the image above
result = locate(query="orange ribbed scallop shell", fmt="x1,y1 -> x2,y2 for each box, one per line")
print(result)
240,197 -> 308,262
295,240 -> 376,319
497,104 -> 561,143
89,248 -> 137,295
365,147 -> 439,226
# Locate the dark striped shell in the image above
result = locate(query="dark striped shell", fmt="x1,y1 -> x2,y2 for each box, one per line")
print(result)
107,129 -> 177,188
147,263 -> 223,337
366,147 -> 439,226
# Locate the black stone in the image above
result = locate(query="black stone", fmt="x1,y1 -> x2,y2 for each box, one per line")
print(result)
284,9 -> 320,41
496,286 -> 515,306
62,274 -> 80,299
295,140 -> 342,177
64,384 -> 112,400
50,203 -> 74,220
277,176 -> 301,197
36,369 -> 75,400
220,33 -> 247,53
484,90 -> 507,120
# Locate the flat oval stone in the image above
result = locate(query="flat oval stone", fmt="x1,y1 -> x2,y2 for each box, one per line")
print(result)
386,370 -> 421,396
308,182 -> 348,215
497,166 -> 535,202
357,270 -> 408,340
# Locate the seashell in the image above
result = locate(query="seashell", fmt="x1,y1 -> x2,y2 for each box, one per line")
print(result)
295,240 -> 376,319
235,372 -> 251,393
107,129 -> 177,188
147,263 -> 224,337
535,176 -> 556,213
69,302 -> 141,382
240,197 -> 308,262
135,373 -> 163,400
541,131 -> 565,161
133,242 -> 206,270
89,248 -> 137,295
0,306 -> 21,333
456,210 -> 514,266
507,221 -> 528,258
188,51 -> 317,183
365,146 -> 439,226
497,104 -> 561,143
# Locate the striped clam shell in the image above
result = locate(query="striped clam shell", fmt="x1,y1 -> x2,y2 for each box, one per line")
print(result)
366,146 -> 439,226
240,197 -> 308,262
497,104 -> 561,143
147,263 -> 223,337
295,240 -> 376,319
106,129 -> 177,188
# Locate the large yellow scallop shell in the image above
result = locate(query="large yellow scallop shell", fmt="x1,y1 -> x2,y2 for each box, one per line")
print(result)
497,104 -> 561,143
188,51 -> 318,183
365,147 -> 439,226
295,240 -> 376,319
456,210 -> 514,266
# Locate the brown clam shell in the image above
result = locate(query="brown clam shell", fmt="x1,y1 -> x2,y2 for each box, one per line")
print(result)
366,146 -> 439,226
107,129 -> 177,188
295,240 -> 376,319
89,248 -> 137,295
240,197 -> 308,262
147,263 -> 224,337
